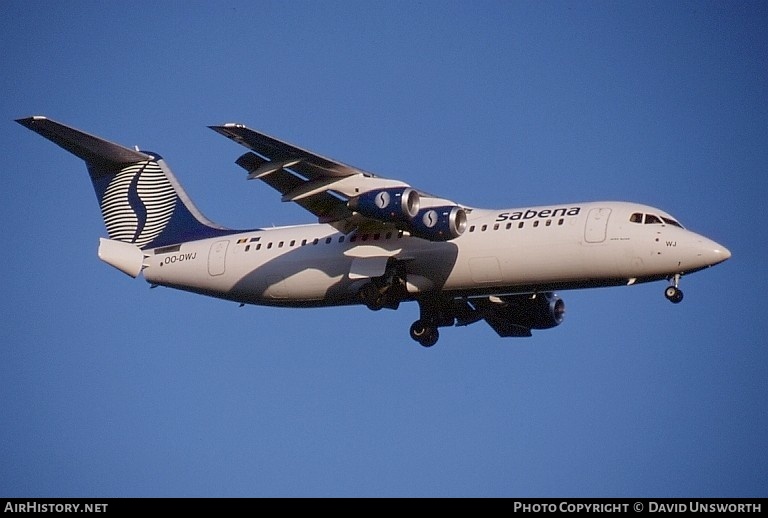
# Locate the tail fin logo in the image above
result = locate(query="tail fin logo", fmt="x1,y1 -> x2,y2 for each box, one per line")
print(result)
100,161 -> 176,248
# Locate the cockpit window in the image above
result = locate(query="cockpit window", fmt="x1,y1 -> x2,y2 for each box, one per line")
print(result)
661,217 -> 683,228
630,212 -> 684,228
644,214 -> 662,224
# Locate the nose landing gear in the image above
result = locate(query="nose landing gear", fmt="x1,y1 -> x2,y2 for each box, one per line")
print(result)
665,274 -> 684,303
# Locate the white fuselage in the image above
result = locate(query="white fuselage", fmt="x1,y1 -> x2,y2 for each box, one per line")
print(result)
142,201 -> 729,307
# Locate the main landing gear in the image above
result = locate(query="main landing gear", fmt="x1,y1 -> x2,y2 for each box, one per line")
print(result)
409,298 -> 462,347
357,263 -> 444,347
357,261 -> 408,311
410,320 -> 439,347
665,273 -> 684,304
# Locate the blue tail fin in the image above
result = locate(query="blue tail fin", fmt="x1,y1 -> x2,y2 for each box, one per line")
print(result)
17,116 -> 236,249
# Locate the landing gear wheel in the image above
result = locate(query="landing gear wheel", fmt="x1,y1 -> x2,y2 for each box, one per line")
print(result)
359,282 -> 384,311
665,285 -> 684,304
410,320 -> 439,347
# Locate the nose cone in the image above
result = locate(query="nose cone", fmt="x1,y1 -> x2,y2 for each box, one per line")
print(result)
698,238 -> 731,267
714,243 -> 731,263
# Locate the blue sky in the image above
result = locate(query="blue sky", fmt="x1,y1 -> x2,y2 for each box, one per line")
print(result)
1,1 -> 766,497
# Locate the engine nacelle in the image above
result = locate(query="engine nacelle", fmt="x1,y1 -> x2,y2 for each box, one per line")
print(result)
409,206 -> 468,242
503,293 -> 565,330
347,187 -> 420,222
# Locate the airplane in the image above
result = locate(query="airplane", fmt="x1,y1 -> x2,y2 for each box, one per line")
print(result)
16,116 -> 731,347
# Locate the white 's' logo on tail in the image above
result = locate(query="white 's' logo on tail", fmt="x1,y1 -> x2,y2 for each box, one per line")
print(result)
100,161 -> 176,247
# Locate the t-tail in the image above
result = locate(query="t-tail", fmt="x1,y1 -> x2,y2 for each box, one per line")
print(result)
16,116 -> 238,275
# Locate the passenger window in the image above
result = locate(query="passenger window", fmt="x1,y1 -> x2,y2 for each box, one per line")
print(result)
278,241 -> 284,248
338,236 -> 345,243
267,242 -> 273,249
290,240 -> 295,247
518,222 -> 524,229
469,226 -> 475,232
481,225 -> 487,232
301,239 -> 307,246
312,238 -> 319,245
493,224 -> 499,231
545,219 -> 551,227
325,237 -> 332,244
506,223 -> 512,230
533,221 -> 539,228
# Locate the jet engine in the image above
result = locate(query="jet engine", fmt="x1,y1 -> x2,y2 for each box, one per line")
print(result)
347,188 -> 467,242
347,187 -> 420,222
502,293 -> 565,330
409,206 -> 468,242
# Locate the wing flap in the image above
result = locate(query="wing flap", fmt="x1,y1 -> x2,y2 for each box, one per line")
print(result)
483,315 -> 534,338
281,176 -> 351,202
235,152 -> 353,222
349,256 -> 391,280
472,297 -> 533,338
455,297 -> 533,337
210,124 -> 364,178
248,157 -> 304,180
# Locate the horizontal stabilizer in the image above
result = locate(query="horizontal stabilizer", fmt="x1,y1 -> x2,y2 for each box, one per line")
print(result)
17,116 -> 240,250
16,116 -> 151,166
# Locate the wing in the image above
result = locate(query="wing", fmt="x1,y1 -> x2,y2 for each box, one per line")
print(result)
454,293 -> 566,337
209,124 -> 459,234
